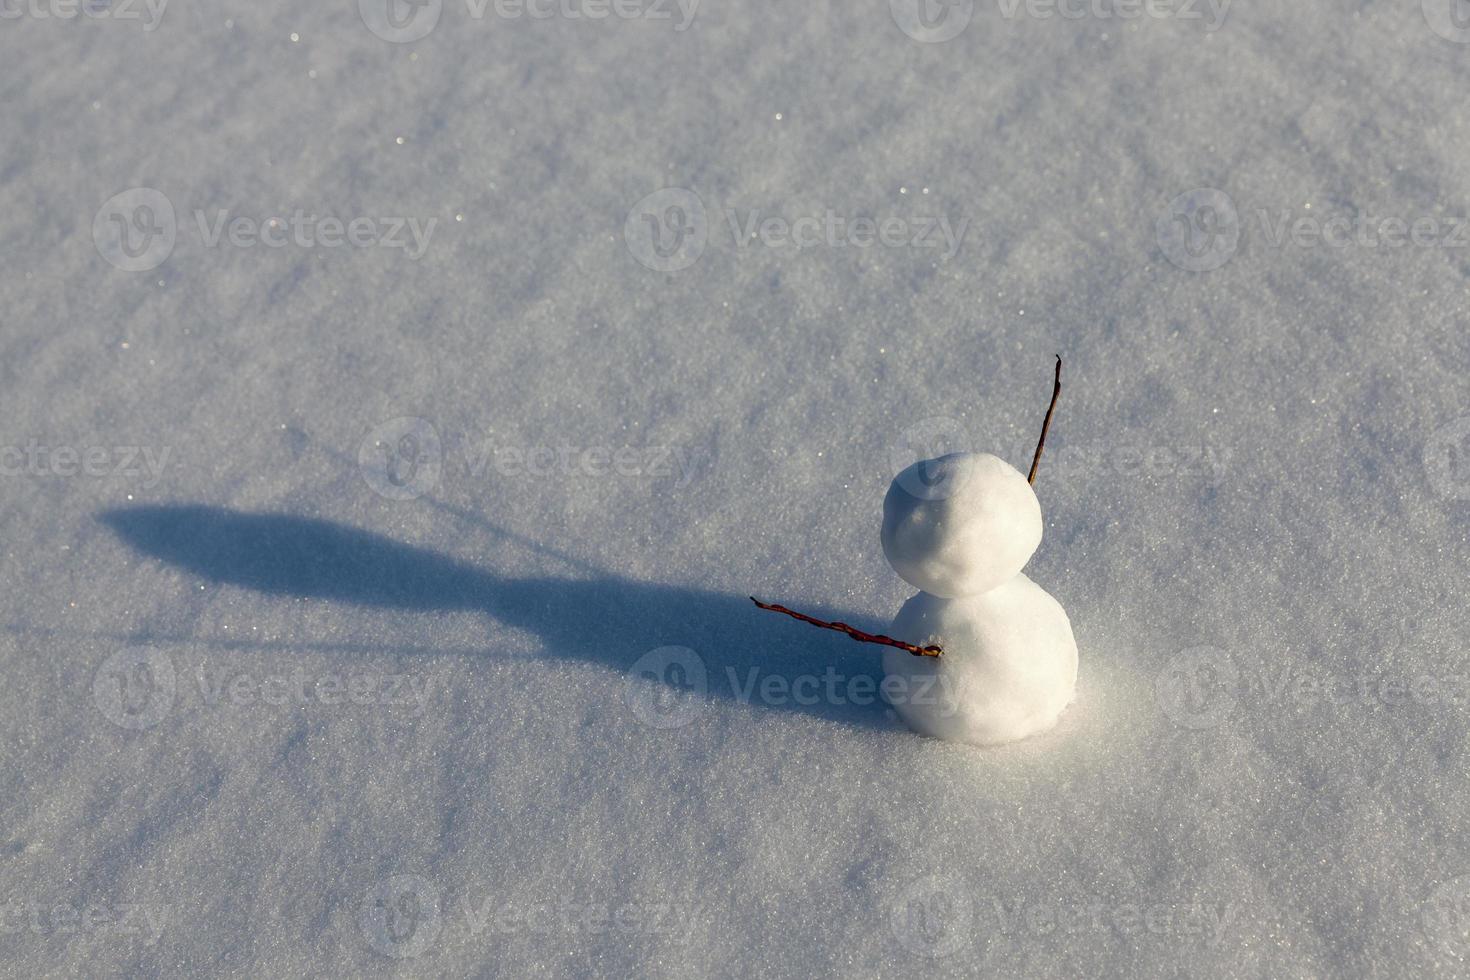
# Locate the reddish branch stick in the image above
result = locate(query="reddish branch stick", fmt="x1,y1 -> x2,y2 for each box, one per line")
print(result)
750,597 -> 943,658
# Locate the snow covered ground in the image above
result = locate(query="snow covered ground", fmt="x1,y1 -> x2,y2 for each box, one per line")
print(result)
4,0 -> 1470,975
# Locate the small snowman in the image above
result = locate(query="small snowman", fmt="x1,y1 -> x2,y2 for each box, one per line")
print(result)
879,448 -> 1077,746
754,358 -> 1077,746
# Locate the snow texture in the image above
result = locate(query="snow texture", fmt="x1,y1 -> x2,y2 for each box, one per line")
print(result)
4,0 -> 1470,977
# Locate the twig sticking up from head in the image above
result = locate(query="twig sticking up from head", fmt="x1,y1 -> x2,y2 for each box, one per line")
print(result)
1027,355 -> 1063,485
750,597 -> 943,657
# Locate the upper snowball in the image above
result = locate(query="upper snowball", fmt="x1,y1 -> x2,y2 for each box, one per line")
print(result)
881,452 -> 1042,598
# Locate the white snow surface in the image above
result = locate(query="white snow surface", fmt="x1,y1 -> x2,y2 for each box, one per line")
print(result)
885,574 -> 1079,746
4,1 -> 1470,977
882,452 -> 1044,597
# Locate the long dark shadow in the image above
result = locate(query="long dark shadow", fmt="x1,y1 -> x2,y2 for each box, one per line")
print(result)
98,505 -> 904,732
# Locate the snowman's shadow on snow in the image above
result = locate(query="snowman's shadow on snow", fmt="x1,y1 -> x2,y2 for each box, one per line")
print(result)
98,504 -> 906,733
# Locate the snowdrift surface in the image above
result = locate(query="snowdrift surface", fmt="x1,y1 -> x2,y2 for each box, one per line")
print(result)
3,0 -> 1470,975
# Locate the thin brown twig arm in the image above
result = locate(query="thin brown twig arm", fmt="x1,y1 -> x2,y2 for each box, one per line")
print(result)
750,597 -> 943,657
1027,355 -> 1063,485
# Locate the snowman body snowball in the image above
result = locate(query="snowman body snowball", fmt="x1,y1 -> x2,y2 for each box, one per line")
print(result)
881,452 -> 1077,746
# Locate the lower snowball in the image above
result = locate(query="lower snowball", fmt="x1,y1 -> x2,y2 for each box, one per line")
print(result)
882,574 -> 1078,746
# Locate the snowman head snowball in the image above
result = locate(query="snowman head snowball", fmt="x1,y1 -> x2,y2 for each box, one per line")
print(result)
753,357 -> 1077,747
